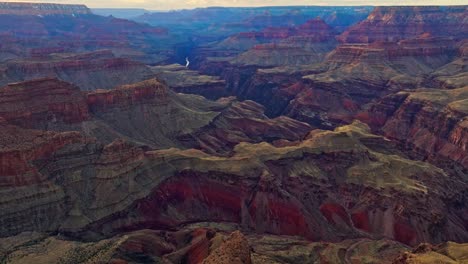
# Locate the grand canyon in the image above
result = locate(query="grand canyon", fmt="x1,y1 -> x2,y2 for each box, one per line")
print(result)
0,2 -> 466,264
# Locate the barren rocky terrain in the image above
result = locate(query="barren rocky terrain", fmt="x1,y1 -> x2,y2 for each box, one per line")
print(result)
0,3 -> 466,264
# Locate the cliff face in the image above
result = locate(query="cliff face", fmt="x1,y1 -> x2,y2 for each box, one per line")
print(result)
338,6 -> 468,43
84,78 -> 311,151
0,78 -> 313,239
216,18 -> 338,67
203,34 -> 461,130
1,51 -> 154,90
151,64 -> 227,100
0,2 -> 91,16
362,87 -> 468,171
0,78 -> 89,129
0,77 -> 310,152
193,9 -> 465,131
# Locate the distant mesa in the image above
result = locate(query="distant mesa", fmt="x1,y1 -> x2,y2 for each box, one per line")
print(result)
0,2 -> 91,16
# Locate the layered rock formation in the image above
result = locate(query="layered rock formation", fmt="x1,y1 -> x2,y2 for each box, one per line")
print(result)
152,64 -> 227,99
0,78 -> 88,129
0,77 -> 308,150
338,6 -> 468,43
0,51 -> 154,90
215,18 -> 338,68
0,9 -> 170,64
85,78 -> 311,151
1,94 -> 466,247
0,4 -> 467,264
0,77 -> 313,241
362,86 -> 468,171
193,8 -> 466,132
428,41 -> 468,89
217,34 -> 462,129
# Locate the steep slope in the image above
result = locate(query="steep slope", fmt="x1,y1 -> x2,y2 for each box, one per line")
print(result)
0,50 -> 154,90
362,86 -> 468,171
0,77 -> 310,152
428,41 -> 468,89
152,64 -> 227,99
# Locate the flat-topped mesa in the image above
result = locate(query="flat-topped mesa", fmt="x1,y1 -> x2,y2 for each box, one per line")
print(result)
325,45 -> 386,65
151,64 -> 227,100
251,43 -> 292,50
297,18 -> 336,40
87,78 -> 168,111
0,78 -> 89,129
338,6 -> 468,43
0,2 -> 91,16
259,17 -> 336,40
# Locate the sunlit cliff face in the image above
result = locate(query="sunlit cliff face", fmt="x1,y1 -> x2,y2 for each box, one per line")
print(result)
2,0 -> 467,9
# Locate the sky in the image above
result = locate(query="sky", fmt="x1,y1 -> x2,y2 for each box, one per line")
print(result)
3,0 -> 466,9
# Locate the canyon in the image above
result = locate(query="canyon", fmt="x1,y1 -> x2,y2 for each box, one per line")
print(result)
0,3 -> 466,264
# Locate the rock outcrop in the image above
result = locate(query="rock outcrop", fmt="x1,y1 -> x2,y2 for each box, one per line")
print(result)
152,64 -> 227,99
392,242 -> 468,264
202,231 -> 251,264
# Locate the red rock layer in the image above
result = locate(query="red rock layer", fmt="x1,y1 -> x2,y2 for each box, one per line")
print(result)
0,78 -> 88,129
362,88 -> 468,170
0,122 -> 84,187
328,36 -> 457,64
87,79 -> 167,111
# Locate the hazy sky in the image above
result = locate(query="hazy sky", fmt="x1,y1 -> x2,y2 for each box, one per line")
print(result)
4,0 -> 466,9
